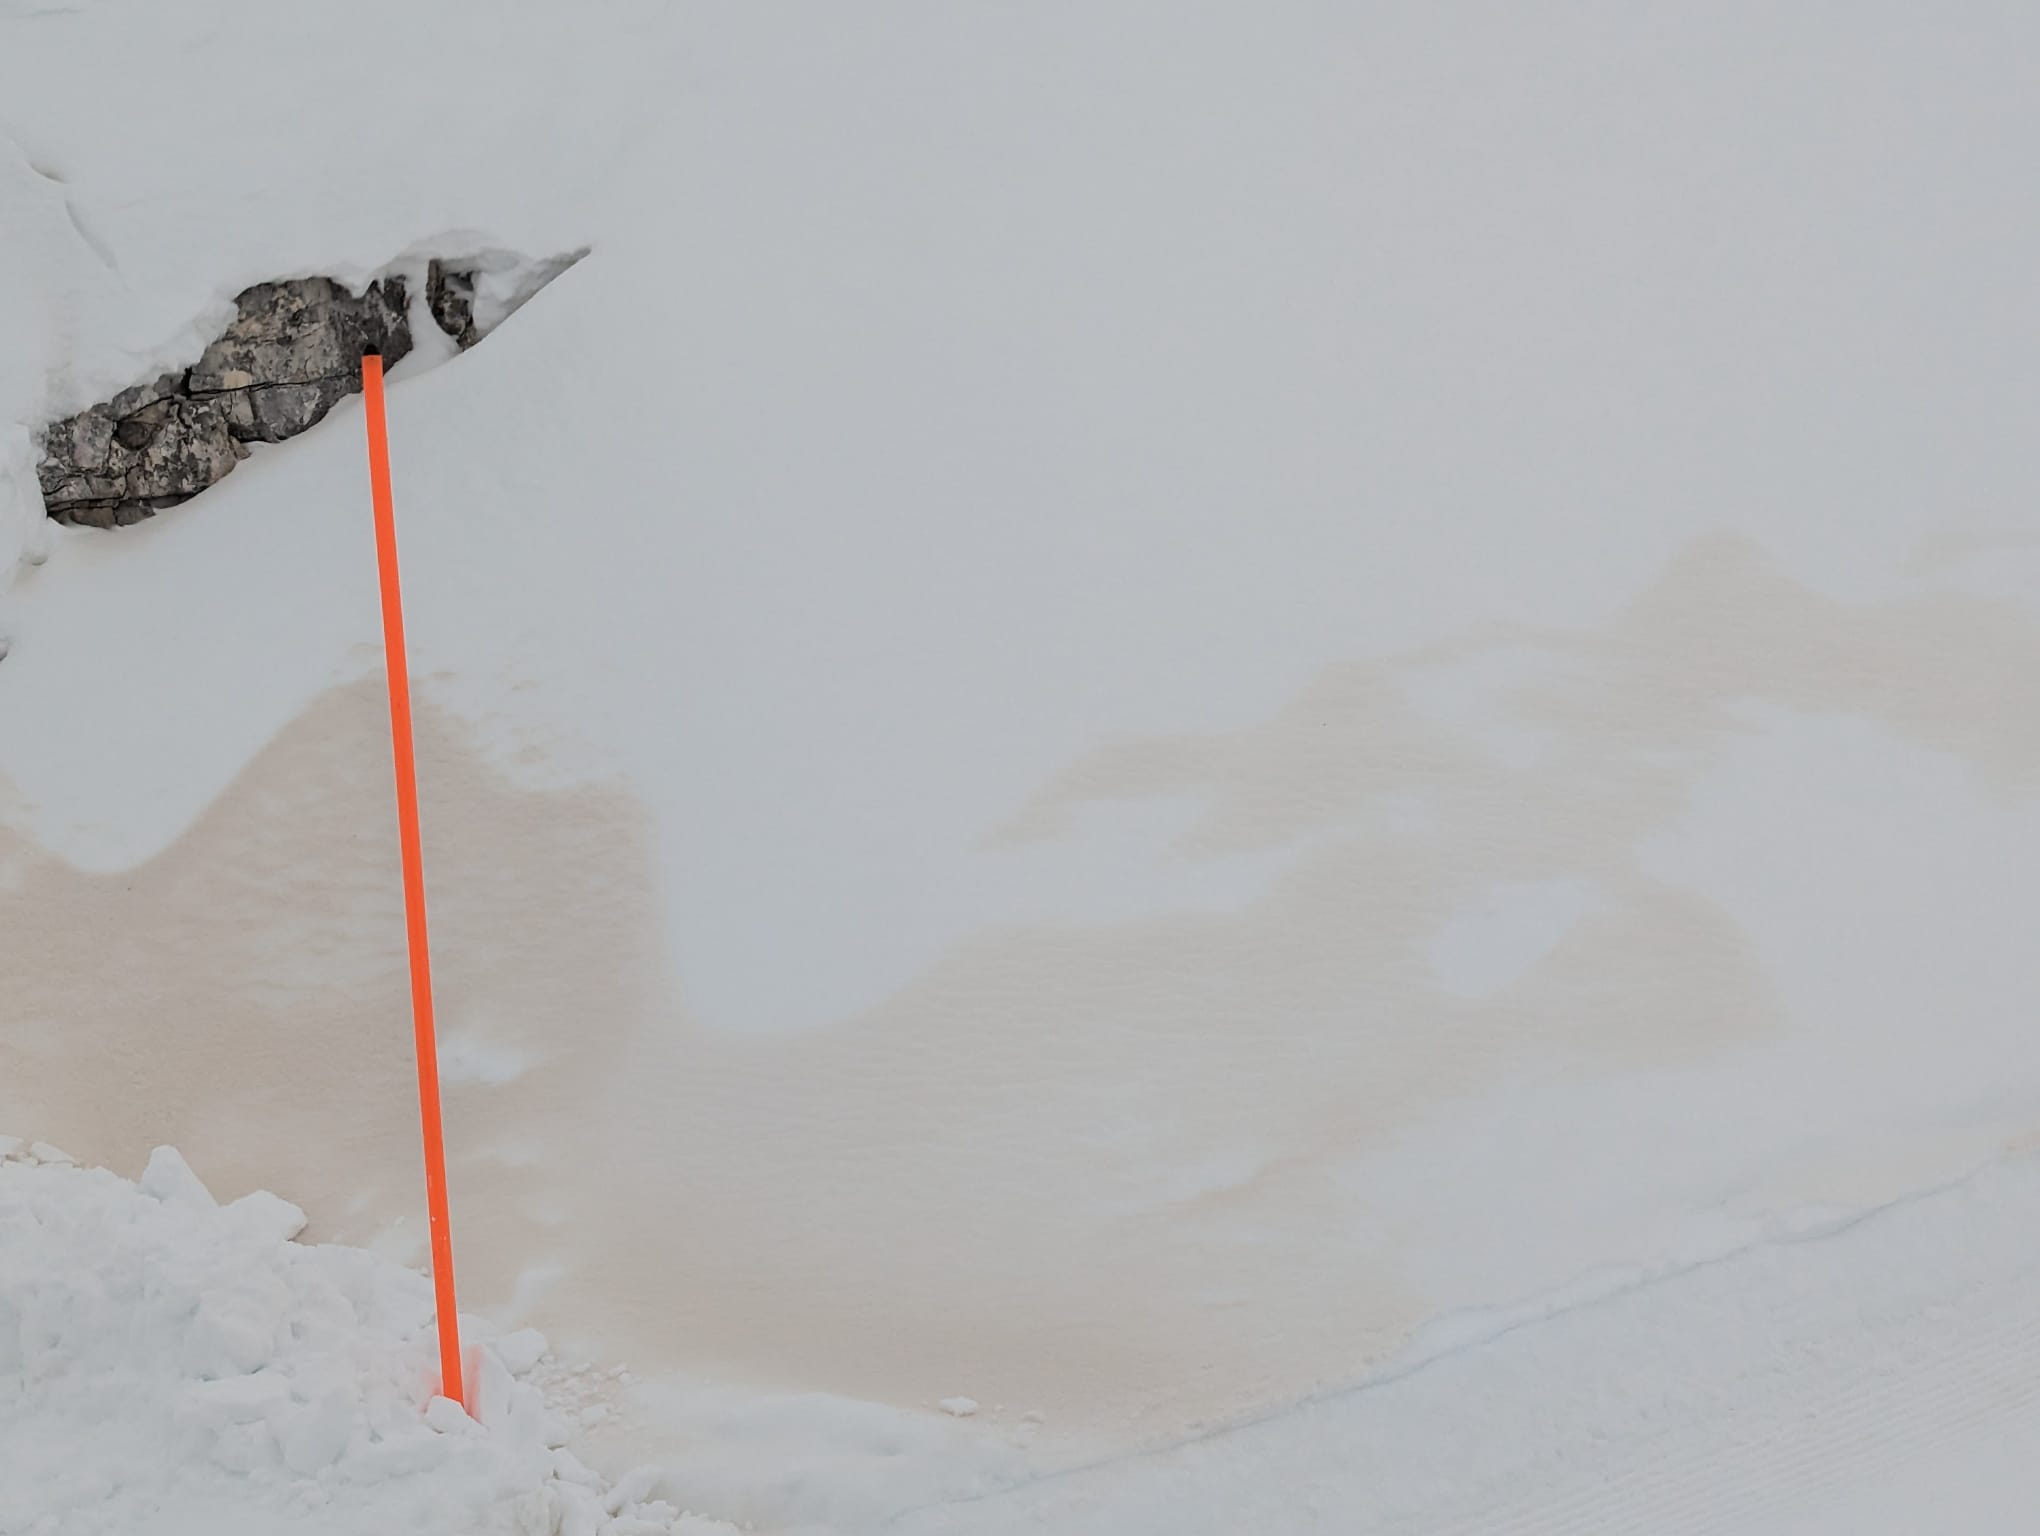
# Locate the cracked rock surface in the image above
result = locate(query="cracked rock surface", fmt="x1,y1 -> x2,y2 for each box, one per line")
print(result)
37,273 -> 420,528
36,250 -> 578,529
425,260 -> 480,351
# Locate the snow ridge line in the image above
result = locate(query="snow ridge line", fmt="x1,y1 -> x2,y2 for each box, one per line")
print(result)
1456,1175 -> 2040,1532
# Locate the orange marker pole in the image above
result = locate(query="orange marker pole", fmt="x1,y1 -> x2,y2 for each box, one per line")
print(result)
361,351 -> 464,1409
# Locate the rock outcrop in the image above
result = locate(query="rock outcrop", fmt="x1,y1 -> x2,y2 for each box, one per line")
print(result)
37,258 -> 501,529
425,261 -> 480,351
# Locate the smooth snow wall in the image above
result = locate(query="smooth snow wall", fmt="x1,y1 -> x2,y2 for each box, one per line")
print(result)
5,1 -> 2040,1450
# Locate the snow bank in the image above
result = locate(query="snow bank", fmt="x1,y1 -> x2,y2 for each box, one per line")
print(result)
0,1143 -> 732,1536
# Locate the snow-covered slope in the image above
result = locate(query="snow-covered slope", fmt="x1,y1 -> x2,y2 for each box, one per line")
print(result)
5,2 -> 2040,1531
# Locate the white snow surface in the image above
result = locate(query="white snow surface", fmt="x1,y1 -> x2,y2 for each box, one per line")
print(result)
17,1137 -> 2040,1534
5,1 -> 2040,1532
0,1143 -> 733,1536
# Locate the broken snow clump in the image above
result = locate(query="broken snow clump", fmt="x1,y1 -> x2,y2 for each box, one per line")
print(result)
0,1141 -> 735,1534
37,251 -> 579,529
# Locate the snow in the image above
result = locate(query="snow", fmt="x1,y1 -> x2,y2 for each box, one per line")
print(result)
0,1144 -> 733,1536
892,1145 -> 2040,1535
4,1 -> 2040,1532
1425,875 -> 1598,1000
24,1137 -> 2037,1535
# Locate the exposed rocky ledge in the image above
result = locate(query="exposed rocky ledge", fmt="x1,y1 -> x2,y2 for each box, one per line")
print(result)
37,252 -> 576,529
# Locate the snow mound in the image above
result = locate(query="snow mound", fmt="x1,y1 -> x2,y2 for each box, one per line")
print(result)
0,1143 -> 734,1536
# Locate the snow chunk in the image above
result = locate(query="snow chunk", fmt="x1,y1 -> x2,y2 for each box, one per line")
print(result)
425,1395 -> 476,1435
222,1187 -> 308,1244
604,1465 -> 664,1516
0,1148 -> 732,1533
280,1386 -> 355,1474
492,1326 -> 550,1377
140,1145 -> 216,1208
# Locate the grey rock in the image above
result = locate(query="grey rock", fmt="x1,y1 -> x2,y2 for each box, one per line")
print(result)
105,372 -> 187,421
246,379 -> 355,443
38,275 -> 413,527
426,260 -> 479,350
67,411 -> 114,472
40,471 -> 120,503
113,404 -> 164,451
187,276 -> 411,394
125,397 -> 239,499
38,248 -> 580,527
218,389 -> 258,438
57,501 -> 130,530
